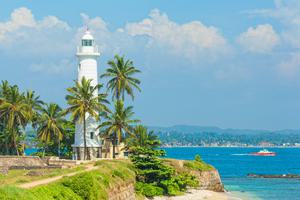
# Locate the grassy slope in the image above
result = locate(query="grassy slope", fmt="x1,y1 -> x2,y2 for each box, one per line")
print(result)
0,160 -> 135,200
163,158 -> 214,173
0,166 -> 85,186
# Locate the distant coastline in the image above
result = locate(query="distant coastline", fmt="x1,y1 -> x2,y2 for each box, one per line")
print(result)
161,145 -> 300,148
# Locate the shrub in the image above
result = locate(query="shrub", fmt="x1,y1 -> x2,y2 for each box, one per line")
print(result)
160,180 -> 181,196
195,154 -> 202,162
31,184 -> 81,200
61,172 -> 101,200
135,182 -> 164,197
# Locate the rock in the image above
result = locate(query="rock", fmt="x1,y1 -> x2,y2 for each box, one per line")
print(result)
196,169 -> 225,192
0,166 -> 8,175
26,170 -> 46,176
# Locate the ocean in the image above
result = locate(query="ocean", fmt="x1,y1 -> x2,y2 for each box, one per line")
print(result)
162,147 -> 300,200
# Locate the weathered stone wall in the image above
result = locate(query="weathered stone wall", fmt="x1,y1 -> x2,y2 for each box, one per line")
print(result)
108,180 -> 136,200
196,169 -> 224,192
163,159 -> 225,192
0,156 -> 47,169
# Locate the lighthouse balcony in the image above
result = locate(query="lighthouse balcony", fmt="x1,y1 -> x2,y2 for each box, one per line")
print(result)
76,46 -> 100,56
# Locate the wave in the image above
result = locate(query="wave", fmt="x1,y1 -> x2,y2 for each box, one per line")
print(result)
231,153 -> 250,156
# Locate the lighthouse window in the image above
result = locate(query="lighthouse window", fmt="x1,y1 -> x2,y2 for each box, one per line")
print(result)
90,132 -> 94,140
82,39 -> 92,46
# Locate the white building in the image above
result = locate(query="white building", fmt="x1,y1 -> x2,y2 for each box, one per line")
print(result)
72,30 -> 102,160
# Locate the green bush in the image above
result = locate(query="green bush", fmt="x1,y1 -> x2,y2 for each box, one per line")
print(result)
135,182 -> 164,197
31,184 -> 81,200
160,180 -> 181,196
195,154 -> 202,162
61,172 -> 101,200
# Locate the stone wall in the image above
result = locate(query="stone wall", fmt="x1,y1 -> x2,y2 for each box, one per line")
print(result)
163,159 -> 225,192
196,169 -> 224,192
108,180 -> 136,200
0,156 -> 47,169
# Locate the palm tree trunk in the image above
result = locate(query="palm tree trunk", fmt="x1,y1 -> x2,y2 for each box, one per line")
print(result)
83,113 -> 87,160
58,138 -> 60,158
5,135 -> 9,155
12,130 -> 19,156
43,146 -> 45,158
112,132 -> 116,159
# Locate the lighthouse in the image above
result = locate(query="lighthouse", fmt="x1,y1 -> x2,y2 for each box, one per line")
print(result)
72,30 -> 102,160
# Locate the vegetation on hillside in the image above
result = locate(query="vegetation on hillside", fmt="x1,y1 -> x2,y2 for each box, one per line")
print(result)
0,160 -> 135,200
128,126 -> 199,197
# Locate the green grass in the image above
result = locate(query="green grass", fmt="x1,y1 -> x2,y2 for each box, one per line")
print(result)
0,160 -> 135,200
0,166 -> 85,186
183,160 -> 214,171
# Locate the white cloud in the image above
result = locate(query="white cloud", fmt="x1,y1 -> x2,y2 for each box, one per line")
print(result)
246,0 -> 300,48
237,24 -> 280,53
0,7 -> 70,42
0,7 -> 232,75
125,9 -> 230,61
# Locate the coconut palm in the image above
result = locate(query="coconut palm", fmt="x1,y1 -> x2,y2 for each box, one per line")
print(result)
0,85 -> 30,155
0,80 -> 11,154
126,125 -> 160,150
24,90 -> 44,122
36,103 -> 66,157
101,54 -> 141,101
65,77 -> 109,160
98,100 -> 140,158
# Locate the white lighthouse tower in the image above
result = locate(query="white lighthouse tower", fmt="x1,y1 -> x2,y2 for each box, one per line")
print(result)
72,30 -> 102,160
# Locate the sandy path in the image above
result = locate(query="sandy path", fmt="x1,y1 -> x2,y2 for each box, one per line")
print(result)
18,165 -> 98,189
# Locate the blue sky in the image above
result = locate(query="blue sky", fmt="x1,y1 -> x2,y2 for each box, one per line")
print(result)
1,0 -> 300,130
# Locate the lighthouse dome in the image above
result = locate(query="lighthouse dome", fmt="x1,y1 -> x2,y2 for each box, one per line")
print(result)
82,30 -> 94,40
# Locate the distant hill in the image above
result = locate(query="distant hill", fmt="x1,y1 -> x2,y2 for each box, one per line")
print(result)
148,125 -> 300,147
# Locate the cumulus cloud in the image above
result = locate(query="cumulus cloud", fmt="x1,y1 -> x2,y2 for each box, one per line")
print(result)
237,24 -> 280,53
125,9 -> 230,61
0,7 -> 73,60
246,0 -> 300,48
0,7 -> 232,75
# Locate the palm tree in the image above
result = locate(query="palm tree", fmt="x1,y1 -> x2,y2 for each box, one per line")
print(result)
0,80 -> 11,154
65,77 -> 109,160
101,54 -> 141,101
36,103 -> 66,157
126,125 -> 160,150
0,85 -> 30,155
24,90 -> 44,121
98,100 -> 140,158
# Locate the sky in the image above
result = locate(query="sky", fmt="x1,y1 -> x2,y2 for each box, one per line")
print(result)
1,0 -> 300,130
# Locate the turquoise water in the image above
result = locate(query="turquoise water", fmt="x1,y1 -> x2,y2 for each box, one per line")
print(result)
162,147 -> 300,200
